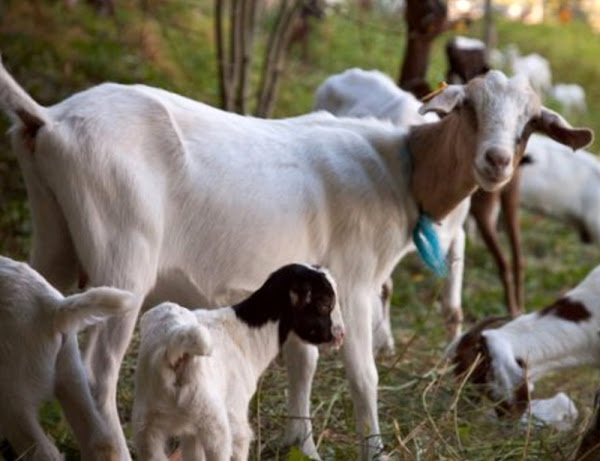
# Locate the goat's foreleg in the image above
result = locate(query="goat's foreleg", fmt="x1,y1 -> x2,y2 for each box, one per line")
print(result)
282,335 -> 321,459
342,289 -> 383,461
500,174 -> 523,315
471,190 -> 520,317
440,227 -> 466,340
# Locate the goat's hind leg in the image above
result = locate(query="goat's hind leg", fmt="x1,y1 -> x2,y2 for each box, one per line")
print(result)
83,249 -> 157,460
2,405 -> 62,461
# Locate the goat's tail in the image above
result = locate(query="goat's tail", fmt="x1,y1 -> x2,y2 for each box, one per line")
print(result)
165,324 -> 213,368
54,287 -> 139,333
0,54 -> 50,129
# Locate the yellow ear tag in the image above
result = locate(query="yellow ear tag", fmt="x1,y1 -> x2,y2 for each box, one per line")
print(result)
421,81 -> 448,102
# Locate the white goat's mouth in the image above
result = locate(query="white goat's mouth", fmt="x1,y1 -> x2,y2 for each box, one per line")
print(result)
473,165 -> 512,192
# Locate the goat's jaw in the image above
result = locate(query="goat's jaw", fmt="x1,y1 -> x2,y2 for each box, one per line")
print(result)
472,163 -> 513,192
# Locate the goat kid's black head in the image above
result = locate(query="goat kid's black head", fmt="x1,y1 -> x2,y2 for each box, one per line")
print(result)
419,70 -> 594,193
235,263 -> 344,348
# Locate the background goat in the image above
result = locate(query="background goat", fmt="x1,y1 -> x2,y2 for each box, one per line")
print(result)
452,264 -> 600,418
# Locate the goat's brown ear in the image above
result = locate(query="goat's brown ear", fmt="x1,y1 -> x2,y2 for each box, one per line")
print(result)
532,107 -> 594,151
419,85 -> 464,117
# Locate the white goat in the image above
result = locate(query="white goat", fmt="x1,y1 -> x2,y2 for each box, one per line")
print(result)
314,67 -> 470,341
0,58 -> 592,460
0,255 -> 136,461
452,264 -> 600,417
520,133 -> 600,244
133,264 -> 343,461
505,44 -> 552,97
550,83 -> 587,116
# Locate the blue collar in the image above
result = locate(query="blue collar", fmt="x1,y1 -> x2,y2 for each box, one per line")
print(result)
401,143 -> 448,277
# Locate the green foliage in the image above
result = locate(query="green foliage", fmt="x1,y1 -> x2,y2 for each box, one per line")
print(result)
1,3 -> 600,460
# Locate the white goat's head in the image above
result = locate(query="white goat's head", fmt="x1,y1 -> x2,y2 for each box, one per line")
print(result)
420,70 -> 593,192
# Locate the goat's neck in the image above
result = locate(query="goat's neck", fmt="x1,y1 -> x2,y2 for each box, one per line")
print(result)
223,308 -> 281,382
408,111 -> 479,221
487,312 -> 600,383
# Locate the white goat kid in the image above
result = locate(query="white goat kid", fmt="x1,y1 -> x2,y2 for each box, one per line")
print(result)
520,133 -> 600,244
452,264 -> 600,417
0,255 -> 136,461
315,67 -> 469,340
133,264 -> 343,461
0,59 -> 592,460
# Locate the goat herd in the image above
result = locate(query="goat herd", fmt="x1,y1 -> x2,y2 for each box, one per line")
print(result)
0,34 -> 598,461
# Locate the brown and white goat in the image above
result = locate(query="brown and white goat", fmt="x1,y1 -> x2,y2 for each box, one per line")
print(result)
445,35 -> 524,316
452,264 -> 600,417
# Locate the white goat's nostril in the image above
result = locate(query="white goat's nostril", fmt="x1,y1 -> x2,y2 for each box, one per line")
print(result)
485,148 -> 511,169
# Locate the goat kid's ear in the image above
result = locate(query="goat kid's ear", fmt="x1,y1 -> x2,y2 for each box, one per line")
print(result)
165,324 -> 212,369
54,287 -> 138,333
419,85 -> 465,117
532,107 -> 594,151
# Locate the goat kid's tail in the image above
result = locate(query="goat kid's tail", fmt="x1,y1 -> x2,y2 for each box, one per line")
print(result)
165,324 -> 213,368
54,287 -> 139,333
0,54 -> 50,130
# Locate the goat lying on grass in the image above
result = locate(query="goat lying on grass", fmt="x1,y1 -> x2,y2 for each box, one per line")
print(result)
0,57 -> 592,460
132,264 -> 343,461
0,255 -> 136,461
452,264 -> 600,418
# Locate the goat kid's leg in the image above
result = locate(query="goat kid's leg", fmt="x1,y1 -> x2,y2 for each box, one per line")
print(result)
134,423 -> 169,461
179,436 -> 205,461
229,417 -> 252,461
2,406 -> 62,461
55,334 -> 119,461
500,175 -> 524,315
440,228 -> 466,341
282,335 -> 321,459
192,406 -> 232,461
342,290 -> 384,461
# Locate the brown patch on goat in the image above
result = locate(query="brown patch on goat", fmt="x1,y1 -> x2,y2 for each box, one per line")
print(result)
16,108 -> 43,151
539,297 -> 591,323
453,316 -> 529,418
452,316 -> 508,384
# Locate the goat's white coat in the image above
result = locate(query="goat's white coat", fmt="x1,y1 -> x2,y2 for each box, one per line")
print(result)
0,60 -> 590,460
0,256 -> 136,461
520,134 -> 600,244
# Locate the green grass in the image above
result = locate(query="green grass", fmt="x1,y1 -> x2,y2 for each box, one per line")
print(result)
1,2 -> 600,460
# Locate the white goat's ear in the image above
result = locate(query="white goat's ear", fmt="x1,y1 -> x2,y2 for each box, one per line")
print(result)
54,287 -> 138,333
418,85 -> 465,116
533,107 -> 594,151
165,324 -> 212,369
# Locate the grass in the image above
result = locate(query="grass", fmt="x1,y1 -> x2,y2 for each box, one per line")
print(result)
1,2 -> 600,460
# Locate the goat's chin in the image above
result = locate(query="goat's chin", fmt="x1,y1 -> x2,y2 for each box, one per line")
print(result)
473,167 -> 511,192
